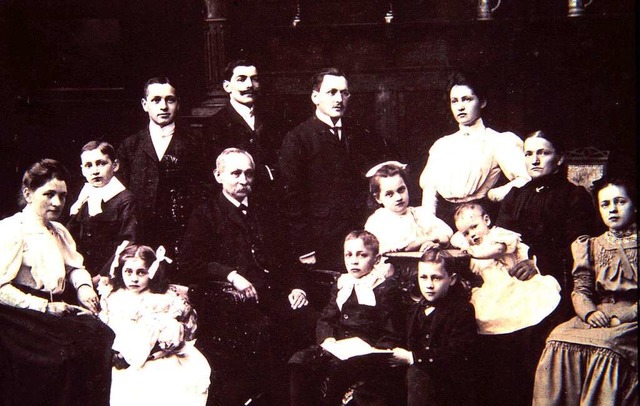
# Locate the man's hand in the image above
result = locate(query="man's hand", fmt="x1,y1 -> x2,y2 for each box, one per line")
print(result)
509,259 -> 537,281
77,284 -> 99,314
288,289 -> 309,309
229,272 -> 259,302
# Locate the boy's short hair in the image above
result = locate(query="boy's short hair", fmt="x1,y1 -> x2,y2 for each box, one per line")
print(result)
420,249 -> 466,277
453,203 -> 487,223
419,249 -> 472,300
143,77 -> 175,98
81,141 -> 117,162
345,230 -> 380,256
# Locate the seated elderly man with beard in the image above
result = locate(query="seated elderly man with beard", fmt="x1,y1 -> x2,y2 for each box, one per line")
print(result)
179,148 -> 316,406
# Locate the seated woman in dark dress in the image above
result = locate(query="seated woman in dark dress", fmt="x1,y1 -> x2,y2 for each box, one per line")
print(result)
496,130 -> 599,318
0,159 -> 115,406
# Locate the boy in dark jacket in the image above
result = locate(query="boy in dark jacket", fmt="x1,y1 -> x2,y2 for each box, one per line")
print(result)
289,230 -> 403,406
391,250 -> 479,406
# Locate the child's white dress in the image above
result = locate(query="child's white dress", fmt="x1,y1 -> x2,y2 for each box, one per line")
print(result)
365,206 -> 453,275
99,285 -> 211,406
452,227 -> 561,335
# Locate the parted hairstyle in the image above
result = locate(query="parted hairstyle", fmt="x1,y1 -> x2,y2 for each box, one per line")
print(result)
311,67 -> 347,92
19,159 -> 69,208
524,130 -> 566,155
109,244 -> 169,294
446,70 -> 488,104
344,230 -> 380,256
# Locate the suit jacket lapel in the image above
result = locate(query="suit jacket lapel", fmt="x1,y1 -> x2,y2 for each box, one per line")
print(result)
218,192 -> 248,232
140,128 -> 159,161
227,104 -> 255,136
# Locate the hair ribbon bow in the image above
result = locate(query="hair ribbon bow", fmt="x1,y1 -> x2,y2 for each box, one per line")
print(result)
365,161 -> 407,178
148,246 -> 173,279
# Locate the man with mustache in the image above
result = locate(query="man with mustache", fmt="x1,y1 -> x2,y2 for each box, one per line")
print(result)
280,68 -> 392,272
179,148 -> 312,405
117,77 -> 206,260
204,60 -> 282,198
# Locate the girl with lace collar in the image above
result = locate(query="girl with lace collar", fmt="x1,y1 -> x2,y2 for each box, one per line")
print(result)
533,177 -> 638,405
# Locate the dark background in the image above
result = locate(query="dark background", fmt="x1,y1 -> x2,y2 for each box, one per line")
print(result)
0,0 -> 636,217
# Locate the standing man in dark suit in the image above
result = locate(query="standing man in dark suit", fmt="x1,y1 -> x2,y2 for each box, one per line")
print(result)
179,148 -> 314,406
280,68 -> 392,272
204,60 -> 282,197
117,77 -> 205,260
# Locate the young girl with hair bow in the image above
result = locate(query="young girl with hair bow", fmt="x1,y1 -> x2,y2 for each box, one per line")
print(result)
99,242 -> 211,406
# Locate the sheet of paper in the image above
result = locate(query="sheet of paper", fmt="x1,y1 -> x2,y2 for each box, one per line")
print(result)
321,337 -> 392,361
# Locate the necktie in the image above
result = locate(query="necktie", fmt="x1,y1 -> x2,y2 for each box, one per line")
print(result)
239,203 -> 248,216
332,126 -> 342,141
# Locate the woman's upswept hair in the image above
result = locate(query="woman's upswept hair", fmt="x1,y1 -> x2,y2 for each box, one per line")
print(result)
19,159 -> 69,208
445,70 -> 487,104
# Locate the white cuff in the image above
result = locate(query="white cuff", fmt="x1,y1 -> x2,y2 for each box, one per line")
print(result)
299,251 -> 316,260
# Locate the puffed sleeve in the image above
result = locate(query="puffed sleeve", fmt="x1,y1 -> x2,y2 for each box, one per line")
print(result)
52,222 -> 93,290
0,216 -> 49,311
486,227 -> 520,255
167,286 -> 198,341
570,235 -> 597,321
492,131 -> 530,188
413,206 -> 453,245
419,141 -> 443,216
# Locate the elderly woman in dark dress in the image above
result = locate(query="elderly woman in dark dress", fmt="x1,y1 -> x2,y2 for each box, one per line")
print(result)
477,130 -> 599,406
0,159 -> 115,406
496,130 -> 600,318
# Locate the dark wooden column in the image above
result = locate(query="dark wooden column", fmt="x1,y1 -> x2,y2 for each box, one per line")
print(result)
197,0 -> 229,117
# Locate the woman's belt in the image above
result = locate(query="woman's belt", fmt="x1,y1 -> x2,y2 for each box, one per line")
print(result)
14,284 -> 65,302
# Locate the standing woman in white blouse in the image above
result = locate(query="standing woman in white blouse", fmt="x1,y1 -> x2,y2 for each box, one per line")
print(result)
0,159 -> 115,406
419,71 -> 530,227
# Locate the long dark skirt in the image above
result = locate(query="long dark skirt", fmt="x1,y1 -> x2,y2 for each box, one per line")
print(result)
0,304 -> 115,406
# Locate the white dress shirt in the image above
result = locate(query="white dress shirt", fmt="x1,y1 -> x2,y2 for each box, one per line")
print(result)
419,119 -> 530,215
148,121 -> 175,160
230,99 -> 255,131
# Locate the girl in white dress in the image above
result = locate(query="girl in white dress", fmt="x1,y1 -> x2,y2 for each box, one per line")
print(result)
99,242 -> 211,406
364,161 -> 453,294
451,203 -> 561,334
